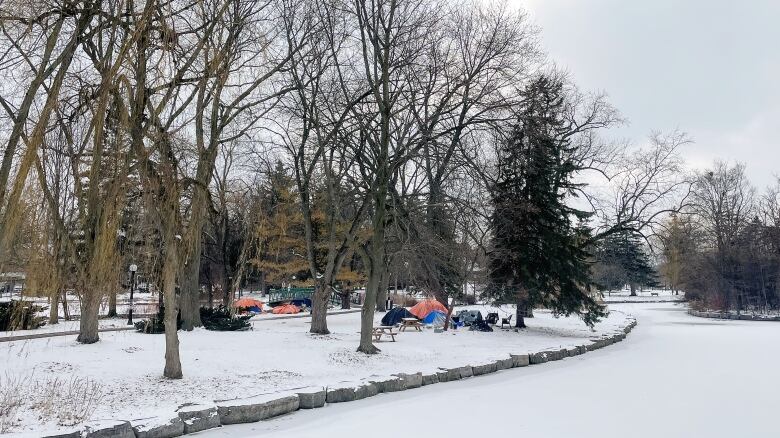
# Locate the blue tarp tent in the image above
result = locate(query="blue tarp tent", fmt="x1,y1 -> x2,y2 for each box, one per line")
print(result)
381,307 -> 416,326
422,310 -> 447,325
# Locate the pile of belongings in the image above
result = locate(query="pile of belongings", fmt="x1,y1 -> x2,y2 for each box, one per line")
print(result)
468,319 -> 493,332
233,297 -> 264,314
381,307 -> 416,326
271,303 -> 301,314
454,309 -> 483,326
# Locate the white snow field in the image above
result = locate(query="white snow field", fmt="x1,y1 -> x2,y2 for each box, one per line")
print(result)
0,305 -> 631,434
199,302 -> 780,438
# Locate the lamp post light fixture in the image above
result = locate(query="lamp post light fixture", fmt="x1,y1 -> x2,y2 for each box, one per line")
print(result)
127,264 -> 138,325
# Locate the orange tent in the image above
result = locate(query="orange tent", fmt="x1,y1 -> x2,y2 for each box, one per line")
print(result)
234,297 -> 264,309
409,299 -> 448,319
272,304 -> 301,314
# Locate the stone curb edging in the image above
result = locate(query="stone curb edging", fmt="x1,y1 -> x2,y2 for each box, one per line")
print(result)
688,309 -> 780,322
40,315 -> 638,438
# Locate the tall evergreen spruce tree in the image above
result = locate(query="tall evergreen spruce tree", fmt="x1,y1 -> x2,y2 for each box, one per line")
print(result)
593,230 -> 657,295
487,76 -> 606,328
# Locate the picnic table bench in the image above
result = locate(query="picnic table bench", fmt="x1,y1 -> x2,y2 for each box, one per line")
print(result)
650,292 -> 659,296
399,317 -> 423,332
372,326 -> 398,342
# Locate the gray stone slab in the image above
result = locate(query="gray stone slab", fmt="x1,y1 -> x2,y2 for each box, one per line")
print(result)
393,372 -> 423,390
436,367 -> 461,382
456,365 -> 473,379
83,420 -> 135,438
296,386 -> 327,409
529,350 -> 556,364
421,372 -> 439,386
131,416 -> 184,438
369,376 -> 404,393
177,403 -> 220,434
495,357 -> 514,370
356,382 -> 379,399
326,381 -> 377,403
510,353 -> 530,367
216,393 -> 299,425
471,362 -> 498,376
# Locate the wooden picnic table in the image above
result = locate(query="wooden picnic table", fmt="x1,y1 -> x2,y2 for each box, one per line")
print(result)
372,325 -> 398,342
399,317 -> 423,332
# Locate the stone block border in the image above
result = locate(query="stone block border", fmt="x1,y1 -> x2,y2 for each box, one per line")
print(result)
40,316 -> 638,438
688,309 -> 780,321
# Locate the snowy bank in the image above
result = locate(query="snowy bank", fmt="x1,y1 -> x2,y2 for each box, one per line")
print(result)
1,306 -> 636,436
688,309 -> 780,321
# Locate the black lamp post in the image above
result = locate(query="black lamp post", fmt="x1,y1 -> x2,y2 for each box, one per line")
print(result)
127,264 -> 137,325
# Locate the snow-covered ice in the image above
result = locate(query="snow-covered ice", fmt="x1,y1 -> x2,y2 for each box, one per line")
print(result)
198,302 -> 780,438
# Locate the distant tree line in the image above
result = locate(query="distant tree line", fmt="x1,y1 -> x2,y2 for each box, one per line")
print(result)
658,163 -> 780,312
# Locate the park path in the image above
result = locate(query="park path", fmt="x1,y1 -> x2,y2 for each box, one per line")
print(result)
0,308 -> 361,343
199,302 -> 780,438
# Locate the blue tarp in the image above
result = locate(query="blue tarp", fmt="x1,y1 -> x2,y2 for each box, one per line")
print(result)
381,307 -> 416,326
422,310 -> 447,325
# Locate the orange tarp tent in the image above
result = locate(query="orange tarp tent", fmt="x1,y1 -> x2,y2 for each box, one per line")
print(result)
409,299 -> 448,319
234,298 -> 264,309
272,304 -> 301,314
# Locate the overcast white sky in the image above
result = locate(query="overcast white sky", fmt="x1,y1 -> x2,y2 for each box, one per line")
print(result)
516,0 -> 780,189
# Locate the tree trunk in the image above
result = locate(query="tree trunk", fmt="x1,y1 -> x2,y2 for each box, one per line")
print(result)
49,290 -> 59,325
358,263 -> 381,354
108,289 -> 117,317
358,236 -> 384,354
179,256 -> 202,330
629,282 -> 637,296
341,291 -> 351,309
443,300 -> 454,331
375,268 -> 389,312
77,292 -> 101,344
162,248 -> 183,379
61,289 -> 70,320
310,279 -> 331,334
515,298 -> 528,329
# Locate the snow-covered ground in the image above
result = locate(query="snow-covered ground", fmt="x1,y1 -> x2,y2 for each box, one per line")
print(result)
199,302 -> 780,438
0,305 -> 631,434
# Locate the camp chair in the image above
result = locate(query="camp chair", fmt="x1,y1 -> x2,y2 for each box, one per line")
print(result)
500,314 -> 513,328
485,312 -> 499,325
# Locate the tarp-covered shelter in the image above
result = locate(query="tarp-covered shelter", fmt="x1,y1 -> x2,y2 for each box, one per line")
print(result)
271,304 -> 301,314
381,307 -> 416,326
422,310 -> 448,326
234,298 -> 264,313
409,299 -> 448,319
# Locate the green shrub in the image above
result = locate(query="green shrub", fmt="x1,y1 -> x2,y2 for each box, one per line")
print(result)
0,300 -> 47,331
134,306 -> 181,334
200,305 -> 252,331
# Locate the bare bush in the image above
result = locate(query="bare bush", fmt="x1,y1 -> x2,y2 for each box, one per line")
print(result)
0,371 -> 104,432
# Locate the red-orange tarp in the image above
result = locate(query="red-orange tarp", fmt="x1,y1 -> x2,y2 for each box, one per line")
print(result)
234,297 -> 264,309
272,304 -> 301,314
409,299 -> 448,319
